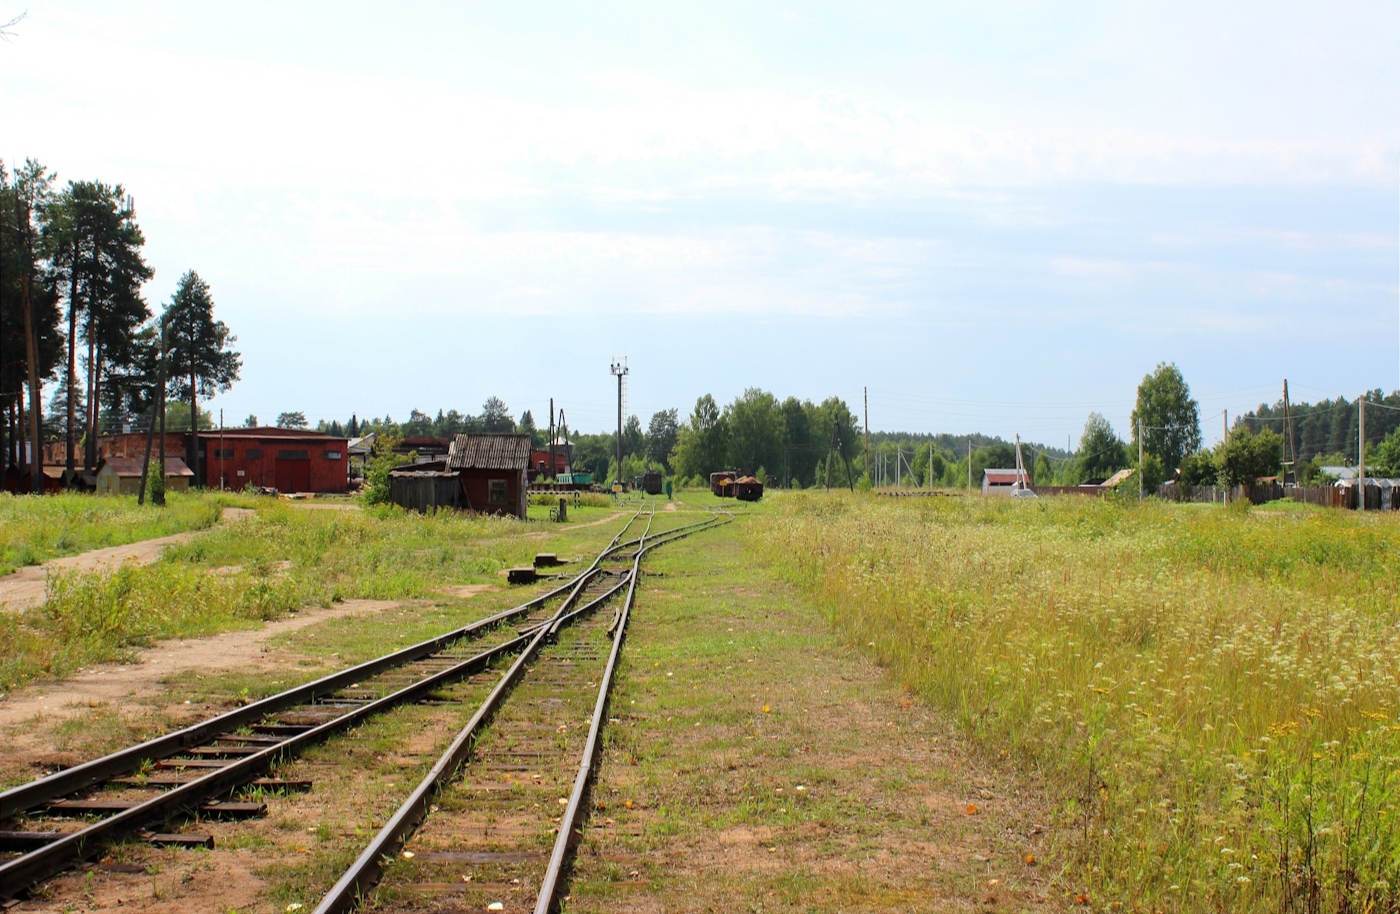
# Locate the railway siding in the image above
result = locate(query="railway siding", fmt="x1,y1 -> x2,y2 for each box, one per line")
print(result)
567,514 -> 1059,912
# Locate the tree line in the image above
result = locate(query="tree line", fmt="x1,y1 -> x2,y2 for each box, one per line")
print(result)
1,159 -> 241,492
313,363 -> 1400,495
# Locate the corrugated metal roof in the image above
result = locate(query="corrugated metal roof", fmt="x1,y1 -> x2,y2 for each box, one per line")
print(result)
447,433 -> 532,470
196,428 -> 348,442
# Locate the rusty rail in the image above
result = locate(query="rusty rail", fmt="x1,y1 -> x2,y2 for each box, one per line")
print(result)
311,506 -> 730,914
0,505 -> 657,901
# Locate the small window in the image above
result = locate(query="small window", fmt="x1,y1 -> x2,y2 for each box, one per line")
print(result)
324,451 -> 342,460
213,448 -> 234,458
488,479 -> 507,505
277,449 -> 310,460
246,448 -> 262,459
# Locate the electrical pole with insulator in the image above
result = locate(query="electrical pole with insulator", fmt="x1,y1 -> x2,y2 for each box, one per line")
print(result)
611,358 -> 628,488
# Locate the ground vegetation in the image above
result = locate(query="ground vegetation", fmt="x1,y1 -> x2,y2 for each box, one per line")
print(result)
756,492 -> 1400,911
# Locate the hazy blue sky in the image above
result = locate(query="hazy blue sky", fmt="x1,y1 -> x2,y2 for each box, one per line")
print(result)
4,1 -> 1397,445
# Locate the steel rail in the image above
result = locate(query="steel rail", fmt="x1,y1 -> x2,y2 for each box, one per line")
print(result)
312,505 -> 730,914
310,571 -> 637,914
0,504 -> 649,822
533,508 -> 731,913
0,506 -> 655,899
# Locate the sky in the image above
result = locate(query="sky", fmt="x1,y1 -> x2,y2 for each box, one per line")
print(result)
3,1 -> 1398,447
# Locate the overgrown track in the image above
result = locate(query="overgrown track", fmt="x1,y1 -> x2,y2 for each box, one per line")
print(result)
313,505 -> 729,914
0,503 -> 723,902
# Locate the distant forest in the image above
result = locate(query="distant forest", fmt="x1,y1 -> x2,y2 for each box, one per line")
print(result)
327,390 -> 1083,489
1238,390 -> 1400,465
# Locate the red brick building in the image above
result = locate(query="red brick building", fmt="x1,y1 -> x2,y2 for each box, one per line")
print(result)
196,428 -> 349,493
528,448 -> 570,478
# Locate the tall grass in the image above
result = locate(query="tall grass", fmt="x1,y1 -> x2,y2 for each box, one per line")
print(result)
0,502 -> 535,693
752,493 -> 1400,912
0,491 -> 224,575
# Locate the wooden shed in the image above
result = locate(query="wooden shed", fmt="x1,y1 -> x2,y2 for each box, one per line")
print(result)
448,433 -> 531,519
94,456 -> 194,495
388,467 -> 463,513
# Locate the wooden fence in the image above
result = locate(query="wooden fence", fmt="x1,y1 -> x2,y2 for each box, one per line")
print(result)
1156,482 -> 1393,511
389,471 -> 463,513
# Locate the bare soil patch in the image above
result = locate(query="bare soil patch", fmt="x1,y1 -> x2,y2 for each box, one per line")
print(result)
0,599 -> 399,733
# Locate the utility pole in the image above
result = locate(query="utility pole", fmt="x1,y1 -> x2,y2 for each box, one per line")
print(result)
1138,417 -> 1145,500
548,397 -> 555,482
967,439 -> 972,491
610,358 -> 628,488
155,335 -> 167,507
219,409 -> 225,490
1282,380 -> 1295,486
1358,395 -> 1367,511
863,387 -> 870,484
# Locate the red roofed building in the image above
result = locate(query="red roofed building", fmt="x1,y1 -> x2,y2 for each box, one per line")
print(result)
195,428 -> 349,493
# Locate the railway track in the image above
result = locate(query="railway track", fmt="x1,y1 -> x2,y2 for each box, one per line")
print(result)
0,501 -> 727,909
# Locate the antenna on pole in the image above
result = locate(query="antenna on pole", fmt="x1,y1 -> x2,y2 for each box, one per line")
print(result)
610,357 -> 629,487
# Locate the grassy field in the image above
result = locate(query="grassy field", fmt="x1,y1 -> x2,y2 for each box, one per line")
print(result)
752,491 -> 1400,911
0,491 -> 230,575
0,496 -> 632,694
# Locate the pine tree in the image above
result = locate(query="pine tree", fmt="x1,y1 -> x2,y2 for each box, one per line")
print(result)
164,271 -> 241,486
3,160 -> 61,490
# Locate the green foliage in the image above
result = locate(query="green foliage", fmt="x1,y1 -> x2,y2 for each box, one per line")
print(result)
479,396 -> 514,432
518,409 -> 541,447
275,410 -> 308,429
673,394 -> 729,480
1369,426 -> 1400,477
726,388 -> 784,474
1242,390 -> 1400,464
1177,449 -> 1217,486
163,270 -> 241,404
1131,362 -> 1202,473
1300,454 -> 1344,486
1075,411 -> 1129,483
145,459 -> 165,504
1215,425 -> 1283,487
1136,451 -> 1165,488
160,399 -> 212,430
362,434 -> 410,505
646,408 -> 679,471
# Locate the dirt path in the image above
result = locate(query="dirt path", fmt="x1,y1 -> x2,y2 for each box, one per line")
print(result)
0,599 -> 399,731
0,507 -> 253,614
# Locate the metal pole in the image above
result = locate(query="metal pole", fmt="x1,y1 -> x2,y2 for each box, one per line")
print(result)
616,374 -> 622,485
219,409 -> 225,490
967,439 -> 972,491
